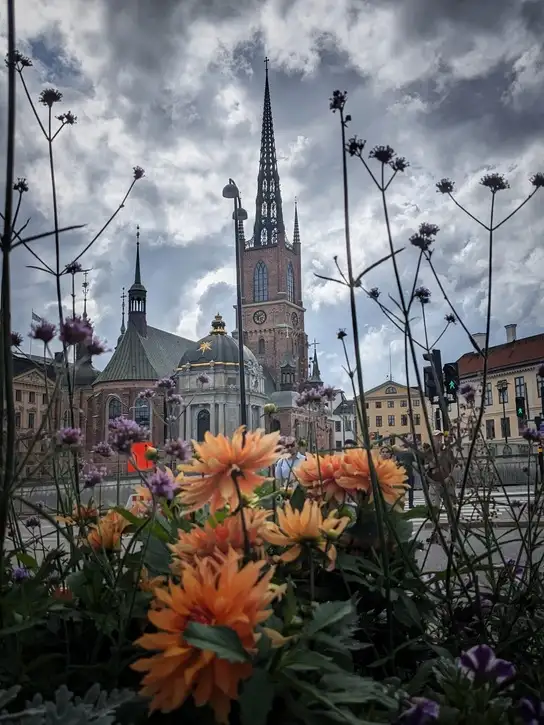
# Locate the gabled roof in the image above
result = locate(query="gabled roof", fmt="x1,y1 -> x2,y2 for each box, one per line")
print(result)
333,399 -> 355,415
457,333 -> 544,377
363,380 -> 418,397
94,323 -> 194,384
13,353 -> 56,381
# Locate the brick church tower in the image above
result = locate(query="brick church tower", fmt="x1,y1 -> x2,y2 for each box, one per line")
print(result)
240,60 -> 308,392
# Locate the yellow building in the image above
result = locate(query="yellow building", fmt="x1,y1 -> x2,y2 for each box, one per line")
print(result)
357,380 -> 433,446
457,327 -> 544,454
12,353 -> 60,481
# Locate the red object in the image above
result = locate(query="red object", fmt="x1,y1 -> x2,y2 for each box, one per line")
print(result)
457,333 -> 544,376
127,442 -> 155,473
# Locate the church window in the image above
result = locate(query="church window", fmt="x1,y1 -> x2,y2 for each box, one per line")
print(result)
197,408 -> 210,441
108,397 -> 121,420
134,397 -> 150,428
258,338 -> 265,355
270,201 -> 277,219
270,179 -> 275,192
287,262 -> 295,302
260,228 -> 268,245
254,261 -> 268,302
262,179 -> 268,192
261,201 -> 267,217
271,228 -> 278,244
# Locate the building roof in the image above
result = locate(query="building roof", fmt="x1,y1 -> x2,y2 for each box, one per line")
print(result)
94,323 -> 193,384
457,333 -> 544,377
333,399 -> 355,415
363,380 -> 421,397
13,353 -> 56,381
179,314 -> 258,369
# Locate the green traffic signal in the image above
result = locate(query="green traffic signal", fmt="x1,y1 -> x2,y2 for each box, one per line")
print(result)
449,380 -> 456,390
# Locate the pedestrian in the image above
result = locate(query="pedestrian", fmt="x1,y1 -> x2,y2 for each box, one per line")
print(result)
423,430 -> 457,542
344,439 -> 356,449
392,440 -> 416,509
275,436 -> 305,491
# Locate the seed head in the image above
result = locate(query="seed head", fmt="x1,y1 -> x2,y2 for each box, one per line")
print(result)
445,313 -> 456,324
56,111 -> 77,125
133,166 -> 145,180
530,172 -> 544,188
390,156 -> 409,172
368,287 -> 381,300
436,178 -> 455,194
346,136 -> 366,157
5,50 -> 32,69
13,178 -> 28,193
414,286 -> 431,304
329,90 -> 347,113
480,173 -> 509,193
39,88 -> 63,107
29,320 -> 56,344
337,329 -> 347,340
369,145 -> 395,164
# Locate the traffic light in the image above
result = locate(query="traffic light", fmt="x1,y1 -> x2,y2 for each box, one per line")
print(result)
515,396 -> 526,419
424,366 -> 438,400
443,362 -> 459,398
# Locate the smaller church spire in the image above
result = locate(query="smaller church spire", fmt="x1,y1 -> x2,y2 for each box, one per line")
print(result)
128,225 -> 147,336
82,270 -> 89,319
293,198 -> 300,246
308,339 -> 322,385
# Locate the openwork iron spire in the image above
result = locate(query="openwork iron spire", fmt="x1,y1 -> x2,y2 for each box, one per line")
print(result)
308,339 -> 322,385
253,58 -> 285,247
128,225 -> 147,336
293,198 -> 300,245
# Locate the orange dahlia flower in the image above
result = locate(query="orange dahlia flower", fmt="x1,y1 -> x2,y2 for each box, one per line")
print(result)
170,508 -> 271,572
338,448 -> 408,508
87,509 -> 131,551
132,548 -> 283,723
295,453 -> 346,503
178,427 -> 280,513
263,499 -> 350,571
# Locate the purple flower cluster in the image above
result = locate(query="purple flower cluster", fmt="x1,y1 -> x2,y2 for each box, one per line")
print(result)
414,287 -> 431,305
156,377 -> 176,392
83,465 -> 107,489
30,320 -> 56,344
12,566 -> 30,582
519,696 -> 544,725
460,383 -> 476,404
458,644 -> 515,685
138,389 -> 155,400
522,428 -> 542,444
197,373 -> 210,386
409,222 -> 440,253
146,469 -> 176,500
11,331 -> 23,347
167,393 -> 184,406
64,261 -> 82,275
60,316 -> 93,346
296,384 -> 335,408
92,441 -> 114,458
399,697 -> 439,724
164,438 -> 192,461
86,336 -> 108,356
24,516 -> 41,529
56,427 -> 83,449
108,417 -> 149,454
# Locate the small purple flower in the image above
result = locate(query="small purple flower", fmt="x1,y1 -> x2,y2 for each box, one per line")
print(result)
458,644 -> 515,685
11,331 -> 23,347
56,427 -> 83,449
86,336 -> 108,356
460,383 -> 476,404
369,144 -> 395,164
146,469 -> 176,500
64,261 -> 82,275
167,393 -> 184,406
92,441 -> 114,458
436,178 -> 455,194
522,428 -> 541,443
518,696 -> 544,725
138,389 -> 155,400
445,313 -> 456,324
60,316 -> 93,346
504,558 -> 525,582
133,166 -> 145,180
329,90 -> 347,112
164,438 -> 192,461
83,465 -> 106,489
197,373 -> 210,386
480,173 -> 509,193
29,320 -> 56,344
399,698 -> 439,724
107,416 -> 149,454
156,376 -> 176,392
12,566 -> 30,582
24,515 -> 41,528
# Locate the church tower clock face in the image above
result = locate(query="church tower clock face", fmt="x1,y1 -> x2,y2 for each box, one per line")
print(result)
253,310 -> 267,325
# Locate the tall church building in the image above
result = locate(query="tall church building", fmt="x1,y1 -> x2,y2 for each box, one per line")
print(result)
238,63 -> 330,447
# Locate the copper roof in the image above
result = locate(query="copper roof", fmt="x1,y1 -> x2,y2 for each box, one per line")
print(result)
457,333 -> 544,376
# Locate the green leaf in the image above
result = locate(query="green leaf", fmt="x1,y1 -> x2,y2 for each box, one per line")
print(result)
142,535 -> 172,575
397,592 -> 423,629
15,553 -> 38,570
305,599 -> 355,637
114,506 -> 170,542
403,505 -> 429,520
289,484 -> 306,512
239,668 -> 275,725
184,622 -> 250,663
283,649 -> 341,673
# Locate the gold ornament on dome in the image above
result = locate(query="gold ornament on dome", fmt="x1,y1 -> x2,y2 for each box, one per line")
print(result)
198,341 -> 212,353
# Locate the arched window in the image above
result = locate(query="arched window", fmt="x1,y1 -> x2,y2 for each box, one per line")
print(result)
254,261 -> 268,302
262,179 -> 268,192
260,228 -> 268,245
270,179 -> 275,192
270,201 -> 277,219
108,397 -> 121,420
261,201 -> 268,217
271,228 -> 277,245
385,386 -> 397,394
258,338 -> 265,355
287,262 -> 295,303
134,398 -> 150,428
197,409 -> 210,442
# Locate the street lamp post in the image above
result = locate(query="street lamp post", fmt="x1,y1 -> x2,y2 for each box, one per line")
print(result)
496,379 -> 510,454
222,179 -> 248,428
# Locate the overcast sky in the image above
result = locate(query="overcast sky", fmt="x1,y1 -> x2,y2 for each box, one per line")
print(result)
2,0 -> 543,394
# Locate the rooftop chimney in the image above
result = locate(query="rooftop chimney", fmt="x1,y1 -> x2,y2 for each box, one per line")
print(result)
505,324 -> 517,344
472,332 -> 487,353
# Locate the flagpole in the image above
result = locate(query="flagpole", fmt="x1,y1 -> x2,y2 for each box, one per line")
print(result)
29,308 -> 33,357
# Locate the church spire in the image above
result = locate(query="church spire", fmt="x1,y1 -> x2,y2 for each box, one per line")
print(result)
128,225 -> 147,336
293,198 -> 300,246
308,340 -> 322,386
253,57 -> 285,247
